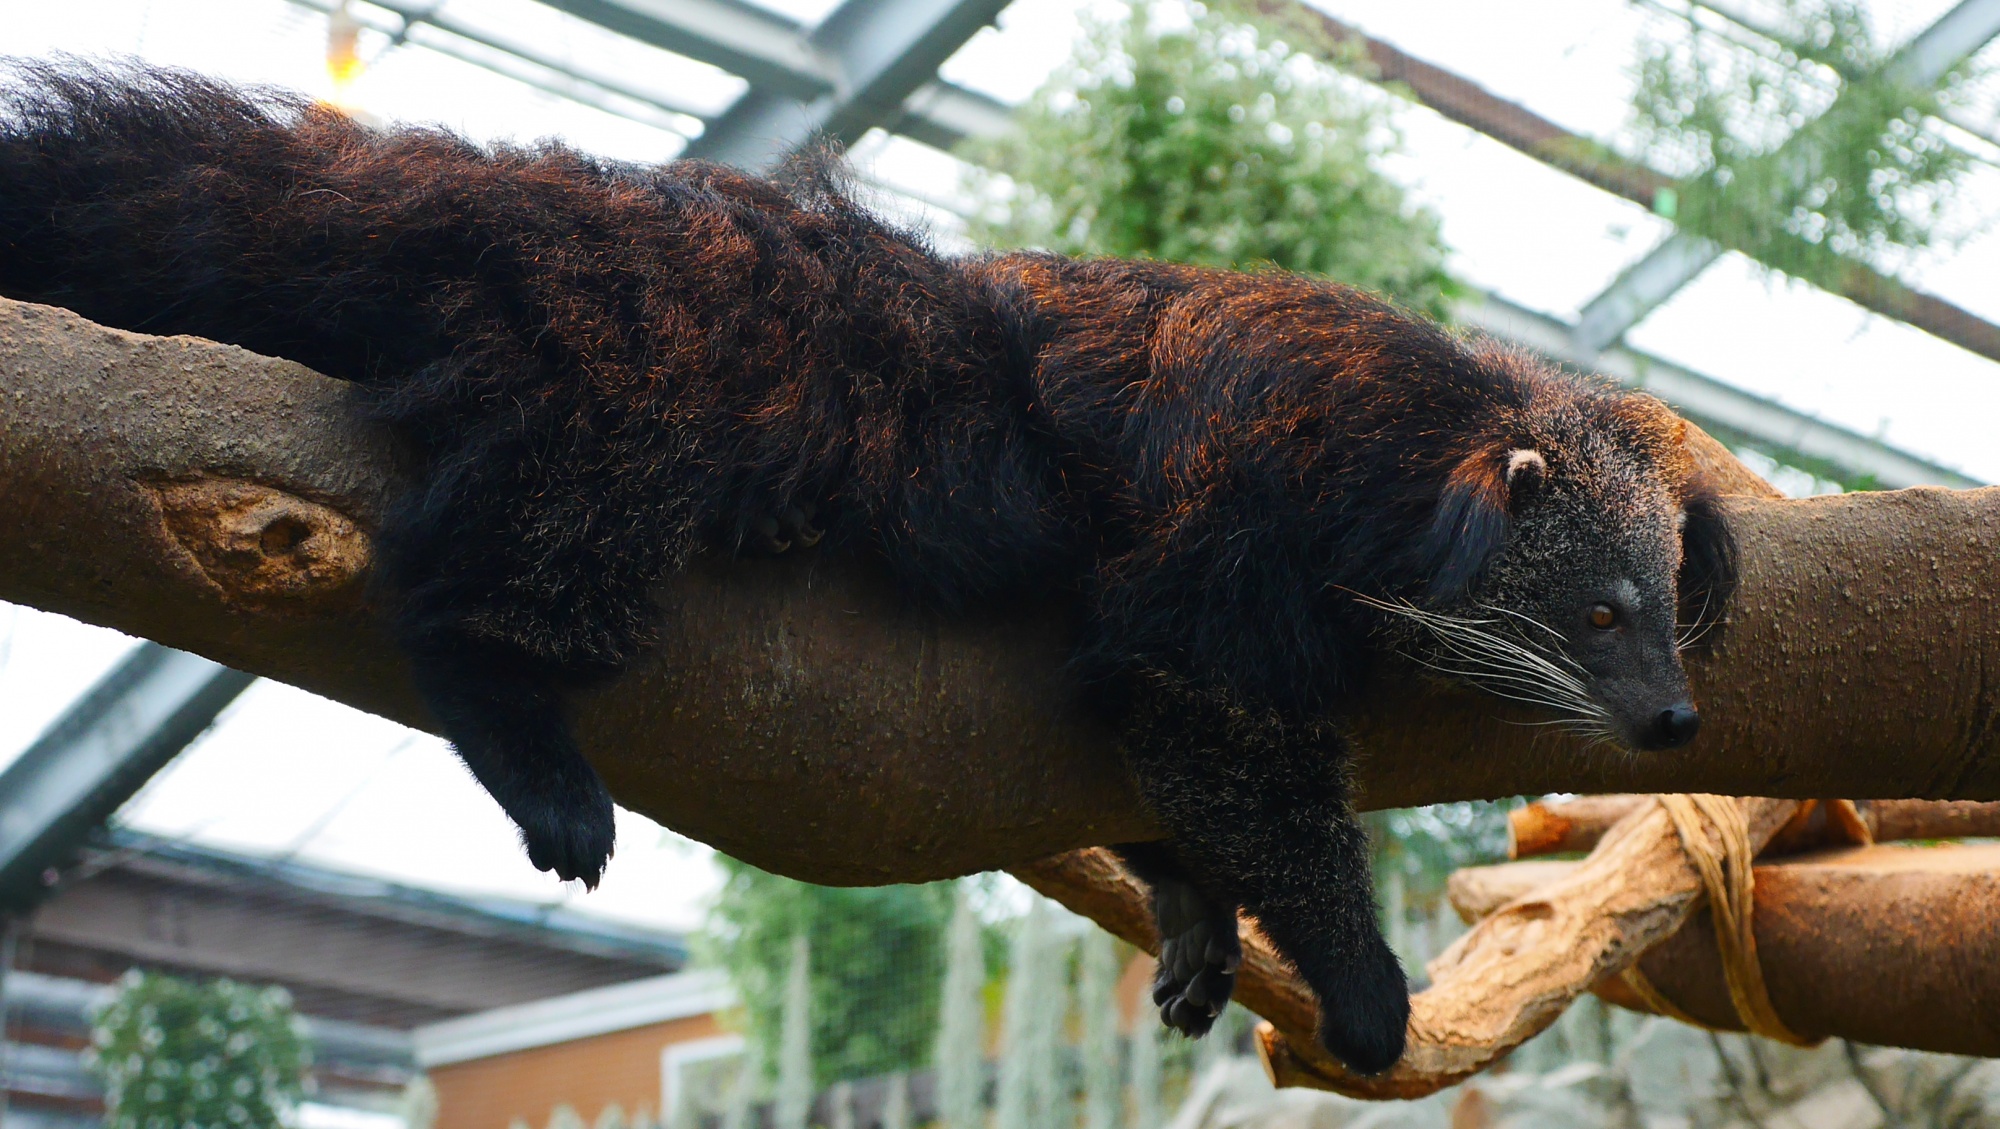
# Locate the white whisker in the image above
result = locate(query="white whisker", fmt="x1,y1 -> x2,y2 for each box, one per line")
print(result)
1676,588 -> 1719,651
1349,591 -> 1618,739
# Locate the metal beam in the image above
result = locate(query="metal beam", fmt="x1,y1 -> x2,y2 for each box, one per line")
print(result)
536,0 -> 834,100
0,644 -> 252,914
888,80 -> 1014,151
680,0 -> 1010,171
1459,291 -> 1982,489
1570,231 -> 1722,359
531,0 -> 1012,170
1570,0 -> 2000,358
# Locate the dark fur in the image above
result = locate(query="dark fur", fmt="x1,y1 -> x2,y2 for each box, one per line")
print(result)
0,65 -> 1736,1074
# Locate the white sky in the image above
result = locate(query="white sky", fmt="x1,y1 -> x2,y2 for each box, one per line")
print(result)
3,0 -> 1998,934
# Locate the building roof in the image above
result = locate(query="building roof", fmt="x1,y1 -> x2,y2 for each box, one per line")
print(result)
18,828 -> 688,1029
414,969 -> 737,1067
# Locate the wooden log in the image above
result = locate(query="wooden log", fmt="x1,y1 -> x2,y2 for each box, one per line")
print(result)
1452,843 -> 2000,1056
1506,795 -> 1647,858
1022,797 -> 1801,1100
1864,798 -> 2000,842
1508,795 -> 2000,860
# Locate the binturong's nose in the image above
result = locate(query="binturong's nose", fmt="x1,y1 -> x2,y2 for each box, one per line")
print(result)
1652,702 -> 1701,748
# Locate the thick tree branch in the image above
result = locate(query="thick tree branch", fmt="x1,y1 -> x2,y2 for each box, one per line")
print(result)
5,296 -> 2000,887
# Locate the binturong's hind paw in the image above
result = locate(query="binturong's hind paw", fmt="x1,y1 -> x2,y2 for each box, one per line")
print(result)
1312,939 -> 1411,1075
750,502 -> 823,556
1151,875 -> 1242,1038
404,639 -> 622,889
517,788 -> 617,887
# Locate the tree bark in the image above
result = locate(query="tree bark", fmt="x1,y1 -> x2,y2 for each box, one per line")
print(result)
5,295 -> 2000,885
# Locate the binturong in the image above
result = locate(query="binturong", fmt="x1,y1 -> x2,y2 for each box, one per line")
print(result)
0,63 -> 1736,1077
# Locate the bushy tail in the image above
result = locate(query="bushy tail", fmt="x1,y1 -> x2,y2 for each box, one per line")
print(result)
0,60 -> 628,885
0,59 -> 445,381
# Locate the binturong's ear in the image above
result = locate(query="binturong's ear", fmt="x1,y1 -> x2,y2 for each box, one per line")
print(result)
1420,448 -> 1544,602
1677,480 -> 1739,650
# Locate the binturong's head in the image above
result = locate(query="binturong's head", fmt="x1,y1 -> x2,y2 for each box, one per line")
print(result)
1380,347 -> 1738,753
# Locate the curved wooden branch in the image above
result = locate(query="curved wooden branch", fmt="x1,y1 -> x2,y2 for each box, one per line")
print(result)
5,296 -> 2000,888
1510,795 -> 2000,859
1452,842 -> 2000,1057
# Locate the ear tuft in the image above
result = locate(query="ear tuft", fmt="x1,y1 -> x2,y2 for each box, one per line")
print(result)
1677,482 -> 1738,649
1421,454 -> 1512,602
1504,448 -> 1546,497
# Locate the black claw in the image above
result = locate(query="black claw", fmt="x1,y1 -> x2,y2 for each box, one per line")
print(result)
521,818 -> 613,887
752,515 -> 789,555
513,790 -> 616,887
747,500 -> 824,556
782,505 -> 824,548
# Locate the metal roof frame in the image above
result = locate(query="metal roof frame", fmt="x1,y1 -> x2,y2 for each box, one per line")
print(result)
1570,0 -> 2000,358
0,644 -> 253,915
1250,0 -> 2000,370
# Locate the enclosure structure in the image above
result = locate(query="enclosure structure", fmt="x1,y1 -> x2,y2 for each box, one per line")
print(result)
6,0 -> 2000,1125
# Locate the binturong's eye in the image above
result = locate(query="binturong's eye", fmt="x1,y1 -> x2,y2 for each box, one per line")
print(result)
1588,603 -> 1617,630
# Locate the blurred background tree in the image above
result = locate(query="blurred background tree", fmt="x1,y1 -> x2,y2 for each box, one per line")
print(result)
1629,0 -> 1977,284
963,0 -> 1459,320
702,857 -> 954,1088
85,971 -> 309,1129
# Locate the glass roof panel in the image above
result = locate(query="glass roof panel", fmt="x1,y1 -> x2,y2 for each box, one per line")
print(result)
117,680 -> 720,930
0,609 -> 139,775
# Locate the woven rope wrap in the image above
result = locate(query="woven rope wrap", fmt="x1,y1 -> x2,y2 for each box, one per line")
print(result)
1619,793 -> 1819,1046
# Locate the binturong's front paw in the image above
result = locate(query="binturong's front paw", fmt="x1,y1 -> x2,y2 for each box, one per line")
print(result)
1151,875 -> 1242,1038
1311,936 -> 1411,1075
517,788 -> 617,888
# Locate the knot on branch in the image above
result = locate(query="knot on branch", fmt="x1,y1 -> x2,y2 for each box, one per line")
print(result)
144,475 -> 372,612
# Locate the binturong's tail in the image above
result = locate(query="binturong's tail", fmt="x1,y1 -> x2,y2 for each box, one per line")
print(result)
0,60 -> 622,888
0,58 -> 450,383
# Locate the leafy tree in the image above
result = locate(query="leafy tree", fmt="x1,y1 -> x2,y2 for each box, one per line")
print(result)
703,857 -> 954,1087
86,971 -> 309,1129
1629,0 -> 1975,283
965,0 -> 1458,320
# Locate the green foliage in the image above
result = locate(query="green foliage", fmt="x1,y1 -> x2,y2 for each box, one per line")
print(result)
703,857 -> 954,1087
965,0 -> 1457,320
1370,800 -> 1511,899
86,971 -> 309,1129
1629,0 -> 1974,283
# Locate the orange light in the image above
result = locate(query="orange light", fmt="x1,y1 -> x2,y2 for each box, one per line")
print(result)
326,0 -> 364,99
